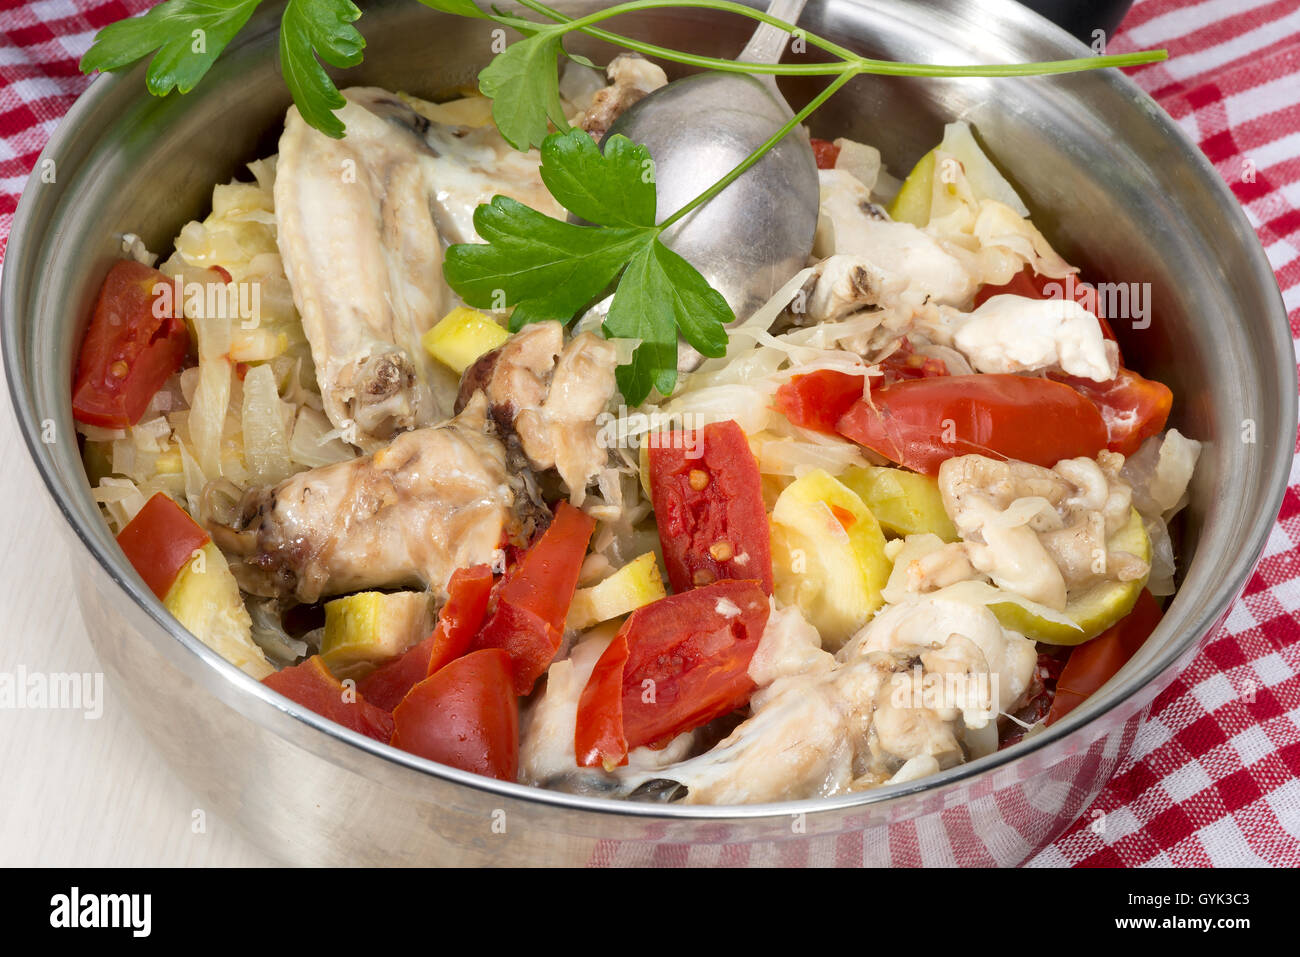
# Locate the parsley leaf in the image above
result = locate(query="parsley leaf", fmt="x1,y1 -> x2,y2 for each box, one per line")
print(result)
279,0 -> 366,138
644,240 -> 732,358
476,29 -> 570,151
445,195 -> 649,329
539,131 -> 656,227
604,243 -> 691,400
79,0 -> 265,97
443,130 -> 733,405
414,0 -> 490,18
80,0 -> 365,139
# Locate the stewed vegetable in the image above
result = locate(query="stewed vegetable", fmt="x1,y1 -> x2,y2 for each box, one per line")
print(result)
76,32 -> 1195,803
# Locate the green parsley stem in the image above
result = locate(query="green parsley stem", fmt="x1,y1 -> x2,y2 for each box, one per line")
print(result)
511,0 -> 847,74
508,0 -> 1165,77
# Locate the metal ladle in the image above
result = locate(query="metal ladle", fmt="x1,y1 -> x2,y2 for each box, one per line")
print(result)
604,0 -> 820,370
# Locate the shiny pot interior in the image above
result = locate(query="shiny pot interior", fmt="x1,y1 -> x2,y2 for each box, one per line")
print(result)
2,0 -> 1293,865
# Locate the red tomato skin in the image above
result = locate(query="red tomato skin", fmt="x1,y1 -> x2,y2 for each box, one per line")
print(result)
575,634 -> 630,769
116,493 -> 211,601
648,420 -> 774,595
879,337 -> 949,382
356,564 -> 496,711
264,656 -> 394,743
774,370 -> 867,434
835,374 -> 1108,476
619,579 -> 770,750
472,502 -> 595,695
1052,368 -> 1173,458
474,602 -> 559,697
810,137 -> 841,169
974,268 -> 1175,457
390,649 -> 519,781
1047,590 -> 1163,726
357,635 -> 435,713
72,260 -> 190,428
426,564 -> 494,677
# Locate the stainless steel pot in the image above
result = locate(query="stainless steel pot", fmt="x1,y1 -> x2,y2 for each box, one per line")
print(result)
3,0 -> 1293,866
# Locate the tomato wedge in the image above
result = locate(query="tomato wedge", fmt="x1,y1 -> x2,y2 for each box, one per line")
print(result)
810,137 -> 840,169
575,633 -> 630,771
390,648 -> 519,781
471,502 -> 595,695
774,370 -> 867,434
426,564 -> 495,677
72,259 -> 190,428
975,269 -> 1172,457
575,579 -> 770,769
774,345 -> 949,435
116,492 -> 210,600
1050,368 -> 1172,458
263,656 -> 394,743
357,564 -> 495,711
879,337 -> 949,382
835,374 -> 1108,475
1047,589 -> 1163,725
355,636 -> 436,714
648,420 -> 773,594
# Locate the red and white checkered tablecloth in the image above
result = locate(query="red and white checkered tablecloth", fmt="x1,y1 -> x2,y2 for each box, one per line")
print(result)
1,0 -> 1296,867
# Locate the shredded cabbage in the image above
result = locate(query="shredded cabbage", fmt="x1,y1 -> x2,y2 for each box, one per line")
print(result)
241,363 -> 293,486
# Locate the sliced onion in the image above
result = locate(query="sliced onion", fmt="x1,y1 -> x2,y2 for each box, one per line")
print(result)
288,404 -> 354,469
832,138 -> 882,193
241,363 -> 293,486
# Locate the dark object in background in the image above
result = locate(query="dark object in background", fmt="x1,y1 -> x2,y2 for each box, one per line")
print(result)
1017,0 -> 1136,44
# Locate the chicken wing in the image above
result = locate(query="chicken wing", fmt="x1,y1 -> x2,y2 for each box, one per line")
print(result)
275,87 -> 452,450
209,394 -> 513,603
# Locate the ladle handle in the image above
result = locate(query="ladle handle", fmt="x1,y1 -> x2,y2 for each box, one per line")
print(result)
738,0 -> 809,67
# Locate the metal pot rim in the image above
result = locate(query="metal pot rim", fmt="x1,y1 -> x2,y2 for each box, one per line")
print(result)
3,0 -> 1294,823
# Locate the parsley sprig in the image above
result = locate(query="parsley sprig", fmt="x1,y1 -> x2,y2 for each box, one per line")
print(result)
81,1 -> 366,137
81,0 -> 1168,403
444,130 -> 731,402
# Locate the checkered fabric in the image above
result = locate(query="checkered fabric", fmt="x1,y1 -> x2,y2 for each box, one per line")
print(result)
0,0 -> 1296,866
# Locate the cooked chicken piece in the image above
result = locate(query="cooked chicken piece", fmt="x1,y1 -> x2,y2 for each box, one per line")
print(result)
276,87 -> 565,452
457,321 -> 560,429
886,536 -> 984,598
209,394 -> 513,603
457,322 -> 618,503
863,597 -> 1037,714
420,114 -> 565,246
920,293 -> 1118,382
514,335 -> 619,504
938,453 -> 1147,609
276,88 -> 451,450
805,254 -> 887,323
580,54 -> 669,140
613,595 -> 1035,804
746,603 -> 836,686
813,168 -> 977,311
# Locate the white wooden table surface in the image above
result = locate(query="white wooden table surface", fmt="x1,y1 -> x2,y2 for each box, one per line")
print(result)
0,362 -> 274,867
